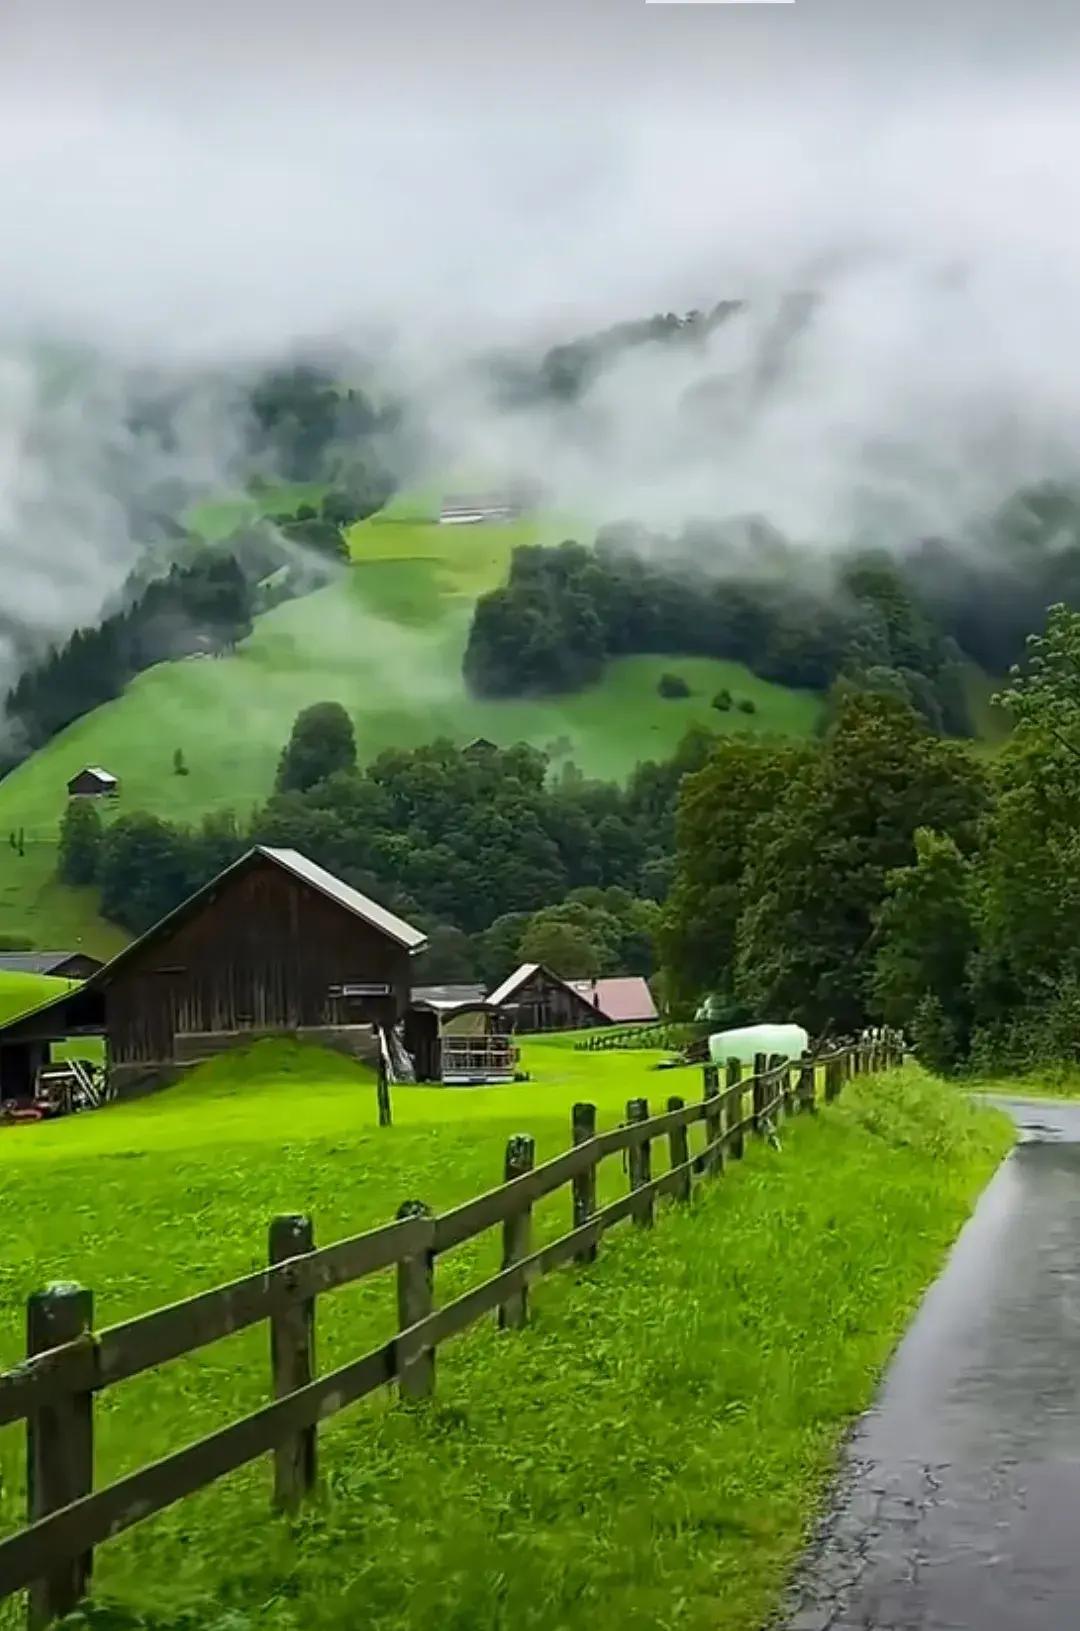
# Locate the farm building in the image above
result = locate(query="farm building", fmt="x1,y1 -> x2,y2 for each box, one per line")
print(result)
570,976 -> 658,1025
67,766 -> 118,797
486,963 -> 608,1033
0,847 -> 427,1102
0,950 -> 104,980
406,964 -> 620,1081
438,493 -> 523,526
406,985 -> 517,1085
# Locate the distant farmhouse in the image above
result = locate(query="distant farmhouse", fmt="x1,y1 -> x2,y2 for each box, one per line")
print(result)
570,977 -> 658,1026
439,494 -> 523,526
438,480 -> 541,526
67,766 -> 118,798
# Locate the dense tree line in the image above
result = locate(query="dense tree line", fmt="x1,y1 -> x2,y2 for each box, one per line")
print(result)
464,534 -> 972,736
5,552 -> 255,759
487,302 -> 745,407
66,714 -> 701,946
661,607 -> 1080,1072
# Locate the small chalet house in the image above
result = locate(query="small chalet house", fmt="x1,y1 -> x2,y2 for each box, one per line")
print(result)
0,847 -> 426,1100
486,963 -> 606,1033
67,766 -> 118,798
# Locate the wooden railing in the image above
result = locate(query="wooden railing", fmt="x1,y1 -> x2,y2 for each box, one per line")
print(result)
573,1021 -> 703,1053
0,1034 -> 902,1627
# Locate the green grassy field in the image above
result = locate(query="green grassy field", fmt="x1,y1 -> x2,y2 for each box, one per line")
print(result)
0,1043 -> 1010,1630
0,511 -> 822,950
0,969 -> 77,1025
183,482 -> 330,544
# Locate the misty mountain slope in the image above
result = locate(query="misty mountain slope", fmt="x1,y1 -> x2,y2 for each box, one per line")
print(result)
184,480 -> 330,544
0,510 -> 823,952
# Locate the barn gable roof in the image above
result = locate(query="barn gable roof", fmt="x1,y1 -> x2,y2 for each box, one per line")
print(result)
569,977 -> 658,1024
90,847 -> 427,976
486,962 -> 612,1019
256,848 -> 427,951
0,849 -> 425,1045
485,962 -> 541,1007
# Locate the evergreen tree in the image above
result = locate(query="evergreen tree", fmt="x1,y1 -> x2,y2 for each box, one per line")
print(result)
58,800 -> 103,885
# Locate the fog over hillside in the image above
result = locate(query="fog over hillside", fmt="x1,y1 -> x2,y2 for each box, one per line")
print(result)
5,0 -> 1080,698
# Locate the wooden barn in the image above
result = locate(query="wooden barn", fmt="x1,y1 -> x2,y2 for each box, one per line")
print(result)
486,963 -> 608,1033
67,766 -> 119,797
0,847 -> 427,1101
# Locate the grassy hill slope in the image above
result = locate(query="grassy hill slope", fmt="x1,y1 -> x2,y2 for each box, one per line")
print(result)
0,969 -> 77,1025
0,509 -> 822,950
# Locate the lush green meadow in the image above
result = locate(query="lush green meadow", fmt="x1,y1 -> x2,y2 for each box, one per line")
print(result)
0,969 -> 76,1025
0,510 -> 822,950
0,1043 -> 1010,1630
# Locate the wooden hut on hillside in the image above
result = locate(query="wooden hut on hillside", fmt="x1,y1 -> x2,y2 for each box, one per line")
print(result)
0,847 -> 427,1102
67,767 -> 118,797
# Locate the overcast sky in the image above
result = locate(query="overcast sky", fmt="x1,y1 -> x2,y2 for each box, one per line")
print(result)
5,0 -> 1080,357
5,1 -> 1080,702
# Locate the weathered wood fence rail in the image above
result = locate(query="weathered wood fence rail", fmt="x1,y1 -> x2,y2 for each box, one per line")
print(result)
0,1032 -> 902,1626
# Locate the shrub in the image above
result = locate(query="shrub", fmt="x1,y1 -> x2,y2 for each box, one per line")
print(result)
657,673 -> 691,700
711,688 -> 733,712
737,696 -> 757,715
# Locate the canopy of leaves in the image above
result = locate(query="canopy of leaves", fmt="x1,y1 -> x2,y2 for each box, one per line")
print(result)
275,702 -> 358,795
463,535 -> 972,738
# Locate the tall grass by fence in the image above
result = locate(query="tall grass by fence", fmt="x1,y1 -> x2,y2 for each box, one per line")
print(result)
0,1034 -> 902,1627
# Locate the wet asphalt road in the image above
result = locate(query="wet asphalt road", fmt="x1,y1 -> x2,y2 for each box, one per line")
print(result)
779,1098 -> 1080,1631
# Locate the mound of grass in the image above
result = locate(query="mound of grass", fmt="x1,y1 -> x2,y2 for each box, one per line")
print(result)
0,1055 -> 1009,1629
0,969 -> 76,1025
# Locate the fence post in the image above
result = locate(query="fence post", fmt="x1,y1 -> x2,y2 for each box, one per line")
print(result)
824,1056 -> 840,1103
571,1101 -> 598,1263
798,1051 -> 816,1113
702,1064 -> 722,1172
376,1058 -> 392,1127
395,1199 -> 435,1401
268,1214 -> 317,1512
753,1052 -> 768,1132
767,1053 -> 785,1120
626,1098 -> 654,1225
27,1283 -> 94,1628
725,1058 -> 744,1159
499,1134 -> 535,1328
667,1096 -> 691,1201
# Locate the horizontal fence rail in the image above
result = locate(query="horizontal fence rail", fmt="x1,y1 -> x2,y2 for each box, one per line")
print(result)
0,1030 -> 903,1626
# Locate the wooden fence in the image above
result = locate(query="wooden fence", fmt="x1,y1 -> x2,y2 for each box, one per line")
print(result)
0,1033 -> 902,1627
573,1021 -> 701,1053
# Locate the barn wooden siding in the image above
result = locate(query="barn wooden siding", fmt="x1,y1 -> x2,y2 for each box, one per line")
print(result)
106,859 -> 412,1074
510,968 -> 604,1033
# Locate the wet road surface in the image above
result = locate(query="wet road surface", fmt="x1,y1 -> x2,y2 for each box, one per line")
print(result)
779,1097 -> 1080,1631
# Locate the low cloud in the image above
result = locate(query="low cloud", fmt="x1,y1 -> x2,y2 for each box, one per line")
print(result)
6,1 -> 1080,699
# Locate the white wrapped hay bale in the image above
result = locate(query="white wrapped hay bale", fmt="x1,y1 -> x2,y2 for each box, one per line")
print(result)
708,1022 -> 810,1067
